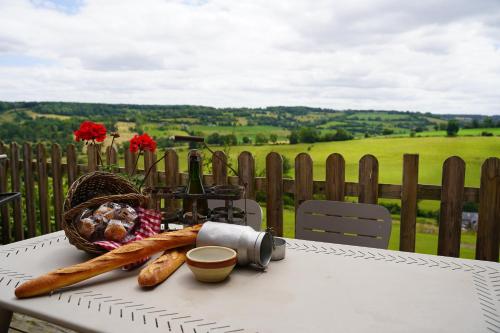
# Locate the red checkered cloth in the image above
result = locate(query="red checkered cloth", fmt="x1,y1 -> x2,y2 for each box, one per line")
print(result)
94,207 -> 162,269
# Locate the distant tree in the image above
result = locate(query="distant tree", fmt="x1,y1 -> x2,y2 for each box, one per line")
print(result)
222,134 -> 238,146
364,132 -> 370,138
472,119 -> 480,128
410,131 -> 416,137
332,129 -> 354,141
321,132 -> 336,141
382,128 -> 394,135
242,136 -> 251,144
446,120 -> 460,137
207,133 -> 221,145
156,137 -> 174,149
439,123 -> 447,130
255,133 -> 268,145
482,117 -> 494,128
481,131 -> 493,137
299,127 -> 320,143
288,130 -> 299,144
270,134 -> 278,143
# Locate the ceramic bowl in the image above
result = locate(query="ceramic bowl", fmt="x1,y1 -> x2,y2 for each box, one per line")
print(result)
186,246 -> 237,283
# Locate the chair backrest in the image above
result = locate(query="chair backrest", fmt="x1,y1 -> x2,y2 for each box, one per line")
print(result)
296,200 -> 392,249
208,199 -> 262,231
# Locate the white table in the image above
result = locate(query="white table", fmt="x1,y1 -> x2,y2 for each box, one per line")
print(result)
1,232 -> 499,333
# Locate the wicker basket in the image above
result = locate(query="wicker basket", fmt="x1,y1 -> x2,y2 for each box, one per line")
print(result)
63,171 -> 149,254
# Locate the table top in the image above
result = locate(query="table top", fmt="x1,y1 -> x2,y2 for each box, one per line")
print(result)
1,232 -> 499,333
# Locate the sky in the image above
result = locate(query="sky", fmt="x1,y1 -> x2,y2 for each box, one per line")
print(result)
0,0 -> 499,115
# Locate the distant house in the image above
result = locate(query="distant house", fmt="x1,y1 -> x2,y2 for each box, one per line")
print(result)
462,212 -> 479,231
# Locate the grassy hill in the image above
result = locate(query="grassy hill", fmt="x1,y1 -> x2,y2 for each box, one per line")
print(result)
415,127 -> 500,137
173,136 -> 500,187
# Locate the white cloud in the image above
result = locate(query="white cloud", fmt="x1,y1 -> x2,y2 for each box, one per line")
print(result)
0,0 -> 499,114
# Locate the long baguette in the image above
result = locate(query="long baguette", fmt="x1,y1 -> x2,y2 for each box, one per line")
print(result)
15,225 -> 201,298
138,246 -> 190,287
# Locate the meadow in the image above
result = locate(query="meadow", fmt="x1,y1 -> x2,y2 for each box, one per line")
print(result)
173,136 -> 500,187
416,127 -> 500,137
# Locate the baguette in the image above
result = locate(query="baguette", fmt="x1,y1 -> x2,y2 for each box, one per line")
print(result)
138,246 -> 190,287
15,225 -> 201,298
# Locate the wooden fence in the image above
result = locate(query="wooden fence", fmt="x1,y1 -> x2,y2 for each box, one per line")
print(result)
0,141 -> 499,262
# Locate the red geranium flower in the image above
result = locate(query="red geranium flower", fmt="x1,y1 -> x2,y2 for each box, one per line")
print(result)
74,121 -> 107,142
129,133 -> 157,153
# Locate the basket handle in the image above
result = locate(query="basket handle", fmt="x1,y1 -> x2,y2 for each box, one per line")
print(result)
63,193 -> 149,221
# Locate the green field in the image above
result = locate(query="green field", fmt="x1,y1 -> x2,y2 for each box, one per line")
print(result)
416,127 -> 500,137
172,136 -> 500,187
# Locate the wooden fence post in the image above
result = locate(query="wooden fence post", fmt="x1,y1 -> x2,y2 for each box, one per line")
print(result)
295,153 -> 313,213
238,151 -> 256,200
106,146 -> 118,173
10,142 -> 23,241
358,155 -> 379,204
0,142 -> 10,243
51,144 -> 63,231
124,149 -> 137,175
36,144 -> 50,235
213,151 -> 228,185
437,156 -> 465,257
23,143 -> 36,238
476,157 -> 500,261
325,153 -> 345,201
400,154 -> 419,252
165,149 -> 179,212
87,144 -> 98,172
144,150 -> 157,187
266,152 -> 283,236
66,144 -> 78,187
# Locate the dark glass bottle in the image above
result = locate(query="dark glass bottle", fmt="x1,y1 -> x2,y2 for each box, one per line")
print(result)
183,150 -> 208,223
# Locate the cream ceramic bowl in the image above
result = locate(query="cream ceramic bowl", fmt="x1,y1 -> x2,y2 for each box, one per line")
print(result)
186,246 -> 237,283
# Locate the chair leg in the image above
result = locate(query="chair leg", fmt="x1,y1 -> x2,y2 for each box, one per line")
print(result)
0,307 -> 13,333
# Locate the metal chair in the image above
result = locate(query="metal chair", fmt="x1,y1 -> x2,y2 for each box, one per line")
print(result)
208,199 -> 262,231
296,200 -> 392,249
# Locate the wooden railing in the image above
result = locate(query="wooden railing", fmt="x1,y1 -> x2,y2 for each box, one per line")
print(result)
0,141 -> 499,262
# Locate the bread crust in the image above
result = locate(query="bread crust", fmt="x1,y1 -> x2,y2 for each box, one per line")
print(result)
15,225 -> 201,298
138,246 -> 191,287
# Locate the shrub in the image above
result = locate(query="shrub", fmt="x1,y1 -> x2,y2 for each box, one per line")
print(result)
481,131 -> 493,137
299,127 -> 320,143
446,120 -> 460,137
288,130 -> 299,144
255,133 -> 268,145
379,202 -> 401,215
382,128 -> 394,135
